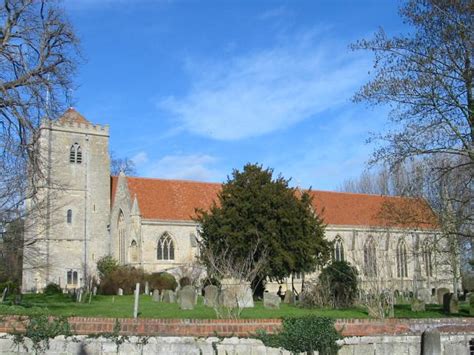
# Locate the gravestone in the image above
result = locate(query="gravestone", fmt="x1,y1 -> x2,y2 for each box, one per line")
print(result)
92,286 -> 97,296
144,282 -> 149,295
204,285 -> 219,307
443,293 -> 459,314
1,288 -> 7,303
417,288 -> 431,304
178,286 -> 196,310
470,293 -> 474,316
263,292 -> 281,309
421,329 -> 441,355
117,288 -> 123,296
411,298 -> 425,312
161,290 -> 176,303
152,289 -> 161,302
237,286 -> 254,308
283,290 -> 296,304
219,288 -> 238,308
76,288 -> 83,303
436,288 -> 449,305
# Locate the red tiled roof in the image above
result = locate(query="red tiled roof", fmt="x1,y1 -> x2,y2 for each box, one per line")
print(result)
111,176 -> 438,229
58,108 -> 90,125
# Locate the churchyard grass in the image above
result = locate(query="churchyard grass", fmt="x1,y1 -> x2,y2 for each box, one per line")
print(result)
0,294 -> 471,319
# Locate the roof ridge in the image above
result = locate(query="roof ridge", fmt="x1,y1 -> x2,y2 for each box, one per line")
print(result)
119,175 -> 223,186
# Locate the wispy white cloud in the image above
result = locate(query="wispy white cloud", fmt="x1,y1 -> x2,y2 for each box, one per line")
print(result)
131,151 -> 149,166
158,30 -> 370,141
141,154 -> 221,181
258,6 -> 290,20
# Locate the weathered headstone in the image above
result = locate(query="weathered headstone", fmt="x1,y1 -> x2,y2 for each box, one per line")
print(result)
443,293 -> 459,314
411,298 -> 425,312
263,292 -> 281,309
152,289 -> 161,302
204,285 -> 219,307
144,282 -> 149,295
219,288 -> 238,308
470,293 -> 474,316
161,289 -> 176,303
92,286 -> 97,296
178,286 -> 196,310
436,288 -> 449,305
421,329 -> 441,355
283,290 -> 296,304
117,288 -> 123,296
1,288 -> 7,303
417,288 -> 431,304
76,288 -> 83,303
133,283 -> 140,318
237,286 -> 254,308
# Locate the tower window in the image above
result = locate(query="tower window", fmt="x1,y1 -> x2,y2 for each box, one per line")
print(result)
67,270 -> 78,285
69,143 -> 82,164
67,209 -> 72,224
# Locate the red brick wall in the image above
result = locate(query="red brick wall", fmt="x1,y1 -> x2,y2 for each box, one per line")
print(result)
0,316 -> 473,337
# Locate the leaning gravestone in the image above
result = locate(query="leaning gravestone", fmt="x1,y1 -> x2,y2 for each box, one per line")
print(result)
284,290 -> 296,304
204,285 -> 219,307
411,298 -> 425,312
263,292 -> 281,309
469,293 -> 474,316
237,286 -> 254,308
436,288 -> 449,305
152,289 -> 161,302
178,286 -> 196,310
443,293 -> 458,314
417,288 -> 432,304
161,290 -> 176,303
117,288 -> 123,296
1,288 -> 7,303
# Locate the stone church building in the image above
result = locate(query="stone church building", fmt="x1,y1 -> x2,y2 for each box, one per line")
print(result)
22,109 -> 452,294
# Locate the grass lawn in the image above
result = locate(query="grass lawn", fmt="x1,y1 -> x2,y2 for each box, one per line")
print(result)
0,294 -> 471,319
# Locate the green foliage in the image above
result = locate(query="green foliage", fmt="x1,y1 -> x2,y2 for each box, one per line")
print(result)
97,255 -> 119,279
88,319 -> 129,353
258,315 -> 341,355
179,276 -> 191,288
318,261 -> 359,308
99,266 -> 146,295
43,283 -> 63,295
197,163 -> 331,284
12,313 -> 72,354
146,272 -> 177,292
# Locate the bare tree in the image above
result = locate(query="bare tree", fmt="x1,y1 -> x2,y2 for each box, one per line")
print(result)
0,0 -> 79,223
110,151 -> 137,176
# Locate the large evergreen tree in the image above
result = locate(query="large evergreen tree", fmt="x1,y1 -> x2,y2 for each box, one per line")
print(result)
196,164 -> 330,292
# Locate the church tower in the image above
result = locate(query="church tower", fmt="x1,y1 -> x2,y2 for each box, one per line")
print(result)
22,109 -> 110,291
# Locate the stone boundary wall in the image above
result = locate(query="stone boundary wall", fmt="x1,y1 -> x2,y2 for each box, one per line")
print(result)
0,316 -> 473,337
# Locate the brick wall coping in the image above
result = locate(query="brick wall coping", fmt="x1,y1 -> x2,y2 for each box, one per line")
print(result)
0,316 -> 473,337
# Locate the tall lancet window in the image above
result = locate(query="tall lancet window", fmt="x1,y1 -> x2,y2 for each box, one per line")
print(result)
130,240 -> 138,263
363,237 -> 377,277
396,239 -> 409,278
69,143 -> 82,164
333,236 -> 344,262
423,239 -> 433,277
157,233 -> 175,260
118,211 -> 126,263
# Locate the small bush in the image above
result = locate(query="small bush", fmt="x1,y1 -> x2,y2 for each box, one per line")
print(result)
257,315 -> 341,355
44,283 -> 63,295
146,272 -> 177,292
97,255 -> 119,279
179,276 -> 191,288
99,266 -> 146,295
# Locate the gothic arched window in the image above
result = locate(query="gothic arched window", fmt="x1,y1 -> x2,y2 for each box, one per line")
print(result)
69,143 -> 82,164
396,239 -> 408,278
118,211 -> 126,263
157,233 -> 175,260
67,209 -> 72,224
334,236 -> 344,262
363,237 -> 377,277
130,240 -> 138,263
422,240 -> 433,277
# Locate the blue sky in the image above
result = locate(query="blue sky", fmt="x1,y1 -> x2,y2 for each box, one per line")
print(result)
64,0 -> 405,190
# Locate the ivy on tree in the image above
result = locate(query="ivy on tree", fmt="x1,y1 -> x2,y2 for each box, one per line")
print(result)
196,164 -> 331,291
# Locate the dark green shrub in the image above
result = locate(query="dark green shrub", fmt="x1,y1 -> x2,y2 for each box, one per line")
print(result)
319,261 -> 358,308
44,283 -> 63,295
97,255 -> 119,279
179,276 -> 191,288
258,316 -> 341,355
99,266 -> 146,295
146,272 -> 177,292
